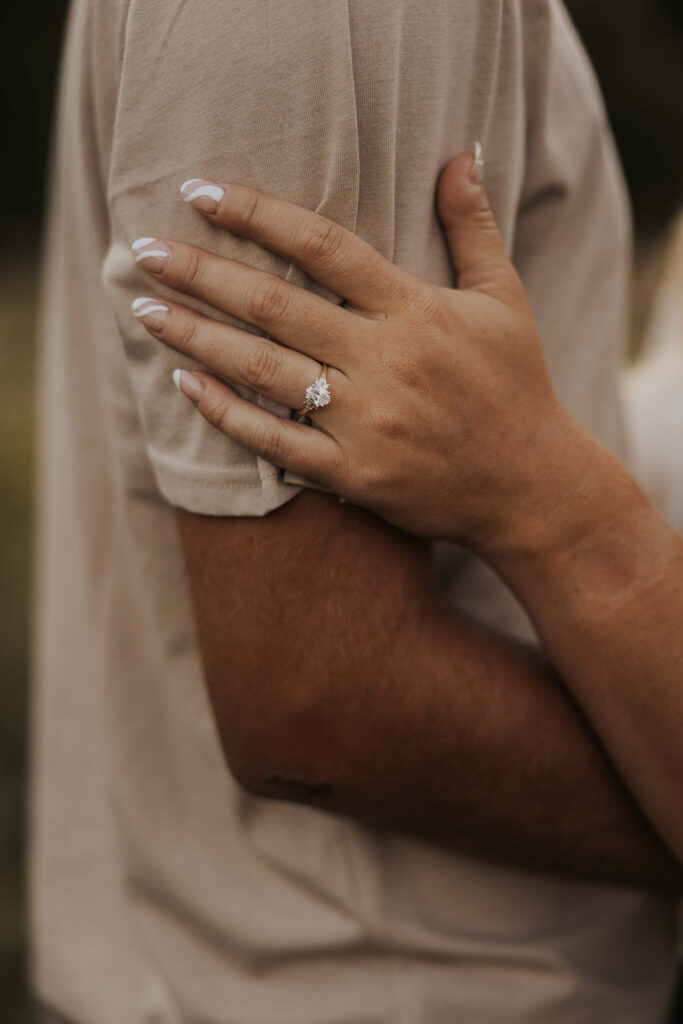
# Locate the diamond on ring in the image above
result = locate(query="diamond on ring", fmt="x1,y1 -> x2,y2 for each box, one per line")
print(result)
299,365 -> 331,414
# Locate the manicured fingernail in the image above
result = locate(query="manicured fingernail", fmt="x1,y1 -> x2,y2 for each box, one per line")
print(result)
131,237 -> 171,271
470,142 -> 485,185
180,178 -> 225,214
132,296 -> 171,330
172,368 -> 205,403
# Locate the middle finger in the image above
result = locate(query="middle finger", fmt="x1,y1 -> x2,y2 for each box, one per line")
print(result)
131,295 -> 347,416
131,237 -> 372,368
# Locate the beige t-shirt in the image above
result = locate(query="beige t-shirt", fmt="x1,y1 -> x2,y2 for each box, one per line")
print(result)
31,1 -> 678,1022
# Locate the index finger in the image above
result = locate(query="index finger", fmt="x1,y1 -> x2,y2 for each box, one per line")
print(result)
180,178 -> 417,314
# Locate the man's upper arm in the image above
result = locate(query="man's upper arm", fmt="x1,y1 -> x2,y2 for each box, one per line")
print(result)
175,494 -> 434,786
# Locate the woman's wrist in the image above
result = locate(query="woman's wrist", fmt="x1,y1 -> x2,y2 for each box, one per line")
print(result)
472,409 -> 668,609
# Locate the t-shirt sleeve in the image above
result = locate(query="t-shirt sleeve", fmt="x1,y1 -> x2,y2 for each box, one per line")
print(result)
511,0 -> 633,460
101,0 -> 361,517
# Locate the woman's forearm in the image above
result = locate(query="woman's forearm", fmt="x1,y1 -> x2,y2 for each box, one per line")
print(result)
482,413 -> 683,863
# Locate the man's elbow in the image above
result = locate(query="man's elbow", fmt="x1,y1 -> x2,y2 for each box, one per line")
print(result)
206,662 -> 342,805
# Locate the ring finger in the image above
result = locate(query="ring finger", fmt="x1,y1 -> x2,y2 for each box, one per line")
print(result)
132,296 -> 346,416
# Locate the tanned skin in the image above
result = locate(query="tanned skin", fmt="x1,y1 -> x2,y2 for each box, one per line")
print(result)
177,493 -> 682,893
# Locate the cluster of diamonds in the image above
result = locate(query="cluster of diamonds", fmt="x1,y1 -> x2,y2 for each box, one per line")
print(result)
304,374 -> 331,411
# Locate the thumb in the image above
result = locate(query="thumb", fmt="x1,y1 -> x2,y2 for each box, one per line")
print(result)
436,146 -> 523,306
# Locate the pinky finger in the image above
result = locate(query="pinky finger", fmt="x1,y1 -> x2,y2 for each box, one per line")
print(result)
173,369 -> 341,484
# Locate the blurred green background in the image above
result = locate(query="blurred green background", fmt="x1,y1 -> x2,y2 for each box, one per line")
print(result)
1,1 -> 682,1021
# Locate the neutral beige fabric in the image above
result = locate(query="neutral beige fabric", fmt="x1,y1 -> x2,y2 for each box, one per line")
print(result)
31,1 -> 679,1022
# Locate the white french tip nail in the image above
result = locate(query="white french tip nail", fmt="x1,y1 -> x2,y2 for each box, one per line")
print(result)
131,296 -> 158,312
133,302 -> 171,318
172,369 -> 182,390
134,249 -> 170,263
183,184 -> 225,204
131,237 -> 157,251
474,141 -> 484,166
180,179 -> 203,195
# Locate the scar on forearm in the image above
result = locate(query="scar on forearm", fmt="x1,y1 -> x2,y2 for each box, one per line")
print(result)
265,775 -> 334,800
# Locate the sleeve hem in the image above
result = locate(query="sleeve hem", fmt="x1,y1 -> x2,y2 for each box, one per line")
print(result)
148,445 -> 304,517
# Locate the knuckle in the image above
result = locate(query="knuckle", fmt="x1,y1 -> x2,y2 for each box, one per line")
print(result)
175,314 -> 197,353
370,407 -> 405,443
215,401 -> 233,435
470,200 -> 497,230
246,277 -> 290,323
385,269 -> 422,308
202,393 -> 230,433
327,445 -> 349,487
354,454 -> 387,498
367,254 -> 395,297
182,248 -> 203,290
299,220 -> 345,265
242,340 -> 283,391
405,284 -> 450,329
239,188 -> 262,231
380,343 -> 422,390
257,422 -> 286,463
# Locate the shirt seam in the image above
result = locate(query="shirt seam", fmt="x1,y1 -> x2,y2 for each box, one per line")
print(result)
146,443 -> 258,473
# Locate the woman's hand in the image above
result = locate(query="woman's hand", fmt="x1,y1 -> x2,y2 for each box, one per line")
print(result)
130,151 -> 581,552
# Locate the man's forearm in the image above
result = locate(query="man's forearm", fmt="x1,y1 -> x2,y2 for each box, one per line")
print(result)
253,584 -> 681,890
179,495 -> 682,892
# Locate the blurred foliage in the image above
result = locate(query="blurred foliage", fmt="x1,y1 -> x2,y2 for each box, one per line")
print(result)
566,0 -> 683,238
0,251 -> 37,1023
1,1 -> 69,242
0,1 -> 682,1022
